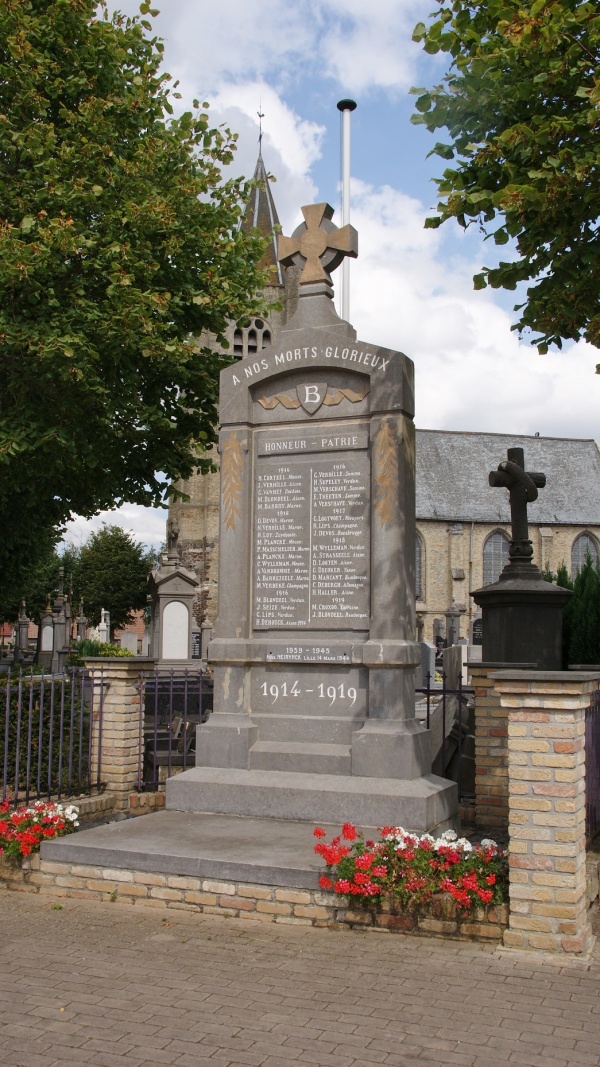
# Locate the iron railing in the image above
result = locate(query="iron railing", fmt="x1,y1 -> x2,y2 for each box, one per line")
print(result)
137,668 -> 213,790
0,666 -> 104,806
416,672 -> 475,802
585,688 -> 600,845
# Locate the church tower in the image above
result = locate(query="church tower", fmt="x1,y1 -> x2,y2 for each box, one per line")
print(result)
168,152 -> 299,631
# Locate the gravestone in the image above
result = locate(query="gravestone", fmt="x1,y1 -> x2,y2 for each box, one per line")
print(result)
418,641 -> 437,688
97,609 -> 110,644
472,447 -> 572,668
147,523 -> 200,665
119,631 -> 138,655
170,202 -> 455,831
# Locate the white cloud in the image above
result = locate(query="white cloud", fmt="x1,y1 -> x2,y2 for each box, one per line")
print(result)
111,0 -> 432,95
341,179 -> 599,440
64,505 -> 168,552
206,82 -> 322,230
316,0 -> 431,93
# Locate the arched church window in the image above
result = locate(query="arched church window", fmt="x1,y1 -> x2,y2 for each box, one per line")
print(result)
571,532 -> 599,577
415,532 -> 424,600
483,530 -> 510,585
247,329 -> 257,354
233,328 -> 243,355
262,330 -> 271,348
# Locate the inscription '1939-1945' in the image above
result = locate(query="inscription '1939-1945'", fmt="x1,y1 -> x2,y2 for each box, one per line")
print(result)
254,453 -> 370,631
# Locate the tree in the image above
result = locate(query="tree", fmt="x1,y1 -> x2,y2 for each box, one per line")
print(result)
412,1 -> 600,354
77,525 -> 152,633
0,0 -> 268,589
560,555 -> 600,665
0,537 -> 79,625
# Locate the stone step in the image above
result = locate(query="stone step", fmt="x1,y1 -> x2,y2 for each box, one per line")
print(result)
166,767 -> 457,833
249,741 -> 351,775
252,713 -> 363,745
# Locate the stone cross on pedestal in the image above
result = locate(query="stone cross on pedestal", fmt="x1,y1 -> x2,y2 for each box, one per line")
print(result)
489,446 -> 546,576
278,203 -> 357,290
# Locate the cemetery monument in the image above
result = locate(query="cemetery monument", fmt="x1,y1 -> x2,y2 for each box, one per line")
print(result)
169,202 -> 456,831
472,446 -> 572,668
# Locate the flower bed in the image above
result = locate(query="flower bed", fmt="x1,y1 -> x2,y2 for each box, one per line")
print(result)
0,799 -> 79,861
314,824 -> 508,912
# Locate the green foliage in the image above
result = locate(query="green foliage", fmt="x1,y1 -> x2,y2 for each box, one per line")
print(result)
0,671 -> 90,798
0,0 -> 269,582
563,554 -> 600,665
0,540 -> 79,624
540,561 -> 555,583
556,561 -> 574,590
412,1 -> 600,354
72,638 -> 134,658
76,524 -> 151,633
549,556 -> 600,665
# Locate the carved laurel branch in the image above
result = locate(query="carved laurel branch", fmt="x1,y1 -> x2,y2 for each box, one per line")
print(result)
374,419 -> 398,528
221,433 -> 244,532
257,386 -> 368,410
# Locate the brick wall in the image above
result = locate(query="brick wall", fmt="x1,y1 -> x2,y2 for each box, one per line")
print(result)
493,670 -> 599,956
472,662 -> 535,831
2,854 -> 508,943
85,658 -> 154,810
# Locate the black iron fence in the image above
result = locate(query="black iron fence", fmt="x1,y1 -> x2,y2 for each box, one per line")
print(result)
137,669 -> 213,791
585,688 -> 600,845
416,673 -> 475,802
1,666 -> 104,806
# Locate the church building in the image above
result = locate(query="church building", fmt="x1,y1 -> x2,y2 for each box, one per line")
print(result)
170,155 -> 600,646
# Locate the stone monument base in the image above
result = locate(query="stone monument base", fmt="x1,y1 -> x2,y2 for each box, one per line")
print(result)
166,766 -> 456,834
40,808 -> 457,890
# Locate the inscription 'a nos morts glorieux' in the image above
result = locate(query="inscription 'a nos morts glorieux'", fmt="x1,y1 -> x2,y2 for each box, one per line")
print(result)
253,445 -> 369,630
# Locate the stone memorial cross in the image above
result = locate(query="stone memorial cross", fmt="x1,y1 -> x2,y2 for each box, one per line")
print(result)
278,203 -> 358,288
489,446 -> 546,573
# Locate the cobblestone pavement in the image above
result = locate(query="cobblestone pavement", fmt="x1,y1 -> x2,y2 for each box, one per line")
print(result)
1,893 -> 599,1067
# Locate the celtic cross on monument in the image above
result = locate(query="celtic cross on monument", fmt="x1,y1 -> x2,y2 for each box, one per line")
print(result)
278,203 -> 358,292
489,447 -> 546,578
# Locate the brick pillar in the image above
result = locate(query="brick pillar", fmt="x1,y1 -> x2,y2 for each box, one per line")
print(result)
491,670 -> 599,956
85,658 -> 154,811
471,662 -> 534,831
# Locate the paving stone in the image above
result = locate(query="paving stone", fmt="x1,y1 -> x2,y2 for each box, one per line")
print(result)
0,894 -> 598,1067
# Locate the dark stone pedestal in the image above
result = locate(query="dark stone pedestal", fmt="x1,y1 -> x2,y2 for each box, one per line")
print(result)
471,573 -> 572,670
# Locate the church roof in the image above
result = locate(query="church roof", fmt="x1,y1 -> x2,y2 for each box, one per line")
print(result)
415,430 -> 600,526
241,152 -> 284,286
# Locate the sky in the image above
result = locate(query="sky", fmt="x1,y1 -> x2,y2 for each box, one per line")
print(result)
66,0 -> 599,551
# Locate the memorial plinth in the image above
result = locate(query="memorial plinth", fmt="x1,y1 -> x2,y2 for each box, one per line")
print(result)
168,202 -> 456,832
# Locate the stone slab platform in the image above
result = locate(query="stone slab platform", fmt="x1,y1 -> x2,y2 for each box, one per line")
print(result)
41,811 -> 351,889
166,766 -> 457,831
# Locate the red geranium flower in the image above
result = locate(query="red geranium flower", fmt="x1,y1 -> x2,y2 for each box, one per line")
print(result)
313,827 -> 327,838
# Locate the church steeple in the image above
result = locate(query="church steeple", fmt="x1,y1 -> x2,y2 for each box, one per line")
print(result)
241,152 -> 284,287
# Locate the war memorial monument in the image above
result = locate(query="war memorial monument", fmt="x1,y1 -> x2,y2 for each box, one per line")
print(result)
168,201 -> 456,832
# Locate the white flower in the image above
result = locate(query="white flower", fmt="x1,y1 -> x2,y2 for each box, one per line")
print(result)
455,838 -> 473,852
480,838 -> 498,850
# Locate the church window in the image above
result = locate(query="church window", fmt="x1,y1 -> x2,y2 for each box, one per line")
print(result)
483,530 -> 510,585
415,532 -> 424,600
571,532 -> 599,577
233,328 -> 243,355
262,330 -> 271,348
247,328 -> 257,353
